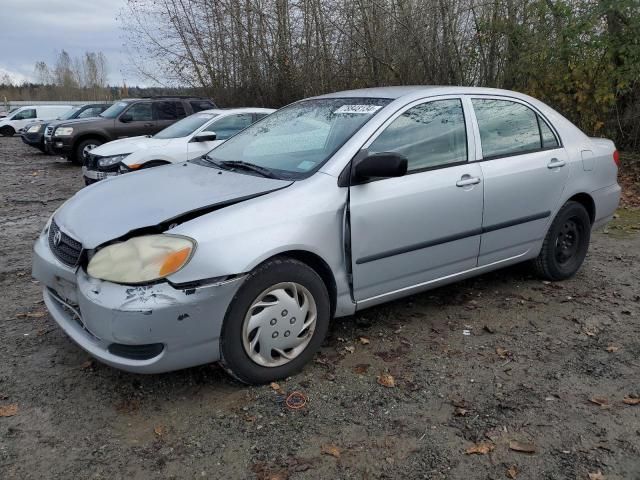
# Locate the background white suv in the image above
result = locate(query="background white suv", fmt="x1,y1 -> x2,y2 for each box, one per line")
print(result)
0,105 -> 74,136
82,107 -> 274,184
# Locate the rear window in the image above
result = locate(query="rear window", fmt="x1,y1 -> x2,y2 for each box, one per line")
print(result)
190,100 -> 216,113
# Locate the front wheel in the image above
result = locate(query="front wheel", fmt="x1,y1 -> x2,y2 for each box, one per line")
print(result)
0,126 -> 15,137
73,138 -> 103,165
220,258 -> 330,384
533,201 -> 591,281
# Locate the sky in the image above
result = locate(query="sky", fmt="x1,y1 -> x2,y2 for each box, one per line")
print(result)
0,0 -> 139,86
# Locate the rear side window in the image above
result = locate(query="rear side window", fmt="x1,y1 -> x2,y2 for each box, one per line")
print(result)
368,99 -> 467,172
190,100 -> 215,113
472,99 -> 559,159
154,101 -> 187,120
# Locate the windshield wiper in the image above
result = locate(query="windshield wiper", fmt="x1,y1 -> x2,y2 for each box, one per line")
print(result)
219,160 -> 278,179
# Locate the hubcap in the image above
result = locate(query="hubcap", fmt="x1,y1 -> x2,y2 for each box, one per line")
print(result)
555,218 -> 581,265
242,282 -> 317,367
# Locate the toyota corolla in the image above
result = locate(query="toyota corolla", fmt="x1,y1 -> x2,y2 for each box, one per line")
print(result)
32,86 -> 621,384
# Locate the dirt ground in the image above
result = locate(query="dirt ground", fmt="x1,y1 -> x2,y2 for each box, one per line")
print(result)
0,136 -> 639,480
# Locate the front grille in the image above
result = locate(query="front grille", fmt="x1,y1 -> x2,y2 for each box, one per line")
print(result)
84,153 -> 98,168
108,343 -> 164,360
48,219 -> 83,267
44,126 -> 54,138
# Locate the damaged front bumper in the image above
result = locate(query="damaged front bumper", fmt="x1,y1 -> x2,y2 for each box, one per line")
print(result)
32,232 -> 245,373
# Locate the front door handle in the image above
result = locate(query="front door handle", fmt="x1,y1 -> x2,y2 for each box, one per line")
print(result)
456,175 -> 481,187
547,158 -> 566,169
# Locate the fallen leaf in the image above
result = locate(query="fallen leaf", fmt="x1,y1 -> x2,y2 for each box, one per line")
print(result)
509,440 -> 536,454
321,444 -> 341,458
0,404 -> 18,417
583,327 -> 597,337
623,395 -> 640,405
606,345 -> 620,353
506,465 -> 519,479
359,337 -> 370,345
465,442 -> 494,455
496,347 -> 510,358
590,397 -> 609,408
270,382 -> 281,392
454,407 -> 468,417
353,363 -> 369,375
154,425 -> 167,437
344,345 -> 355,354
588,470 -> 605,480
80,360 -> 95,370
377,373 -> 395,388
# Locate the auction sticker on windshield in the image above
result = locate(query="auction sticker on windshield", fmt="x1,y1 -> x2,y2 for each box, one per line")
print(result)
334,105 -> 383,114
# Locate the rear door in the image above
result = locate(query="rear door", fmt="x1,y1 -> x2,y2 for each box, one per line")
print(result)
349,97 -> 484,302
154,101 -> 187,131
469,97 -> 569,265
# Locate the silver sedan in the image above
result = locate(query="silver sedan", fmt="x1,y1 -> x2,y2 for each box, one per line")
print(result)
32,86 -> 621,383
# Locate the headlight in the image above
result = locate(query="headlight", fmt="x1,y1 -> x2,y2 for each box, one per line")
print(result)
87,235 -> 195,284
98,154 -> 131,167
55,127 -> 73,136
28,125 -> 42,133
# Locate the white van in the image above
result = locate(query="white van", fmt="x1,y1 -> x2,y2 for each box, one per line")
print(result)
0,105 -> 74,136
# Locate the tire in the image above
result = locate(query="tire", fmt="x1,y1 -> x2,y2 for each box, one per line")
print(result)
533,201 -> 591,281
0,126 -> 15,137
73,138 -> 103,165
220,257 -> 330,384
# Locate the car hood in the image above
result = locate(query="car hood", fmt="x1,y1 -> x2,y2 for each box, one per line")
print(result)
55,117 -> 104,128
55,162 -> 293,248
90,136 -> 173,156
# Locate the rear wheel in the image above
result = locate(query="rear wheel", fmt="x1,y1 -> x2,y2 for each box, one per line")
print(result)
0,126 -> 15,137
533,201 -> 591,281
220,258 -> 330,384
73,138 -> 103,165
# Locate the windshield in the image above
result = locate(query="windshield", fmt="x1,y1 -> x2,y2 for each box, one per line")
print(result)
154,112 -> 218,139
59,107 -> 80,120
100,101 -> 129,119
204,98 -> 391,179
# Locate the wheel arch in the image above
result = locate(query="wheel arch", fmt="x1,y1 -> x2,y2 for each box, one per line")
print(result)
254,250 -> 338,318
567,192 -> 595,224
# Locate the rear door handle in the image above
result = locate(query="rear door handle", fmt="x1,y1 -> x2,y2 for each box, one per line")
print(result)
456,175 -> 481,187
547,158 -> 566,169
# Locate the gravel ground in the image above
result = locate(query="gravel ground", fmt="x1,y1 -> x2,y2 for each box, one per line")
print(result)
1,136 -> 639,480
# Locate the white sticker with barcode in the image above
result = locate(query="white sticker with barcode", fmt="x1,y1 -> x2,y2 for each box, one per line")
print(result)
333,105 -> 383,114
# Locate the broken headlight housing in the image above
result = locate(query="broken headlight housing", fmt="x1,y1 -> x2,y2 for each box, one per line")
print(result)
98,154 -> 131,168
87,235 -> 195,284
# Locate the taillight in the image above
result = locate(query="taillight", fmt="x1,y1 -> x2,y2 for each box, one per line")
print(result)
613,150 -> 620,168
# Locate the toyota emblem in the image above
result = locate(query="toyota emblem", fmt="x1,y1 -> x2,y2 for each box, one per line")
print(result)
53,230 -> 62,247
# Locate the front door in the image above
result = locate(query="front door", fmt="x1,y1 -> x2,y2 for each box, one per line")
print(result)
349,97 -> 484,302
115,102 -> 156,138
469,97 -> 570,265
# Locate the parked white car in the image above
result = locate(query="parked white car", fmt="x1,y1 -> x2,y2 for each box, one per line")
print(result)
82,108 -> 275,184
0,105 -> 74,136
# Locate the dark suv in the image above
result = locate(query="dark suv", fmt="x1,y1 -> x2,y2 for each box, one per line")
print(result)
50,97 -> 216,163
22,103 -> 110,153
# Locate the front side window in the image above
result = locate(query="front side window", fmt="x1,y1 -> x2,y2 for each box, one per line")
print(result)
205,97 -> 392,179
124,103 -> 152,121
205,113 -> 254,140
59,107 -> 81,120
76,107 -> 101,118
14,109 -> 36,120
154,113 -> 218,139
368,99 -> 467,171
472,99 -> 557,159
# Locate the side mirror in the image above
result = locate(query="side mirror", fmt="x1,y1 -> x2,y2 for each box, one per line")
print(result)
120,114 -> 133,123
352,152 -> 408,183
192,131 -> 217,142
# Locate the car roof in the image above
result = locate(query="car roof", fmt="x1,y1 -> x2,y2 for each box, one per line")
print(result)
198,108 -> 275,115
313,85 -> 529,100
